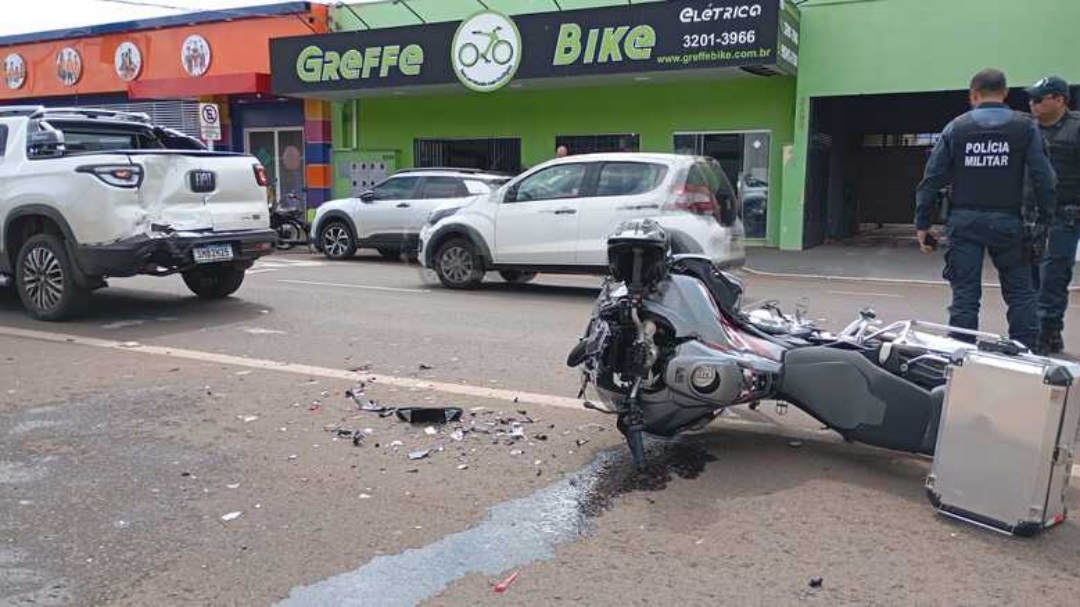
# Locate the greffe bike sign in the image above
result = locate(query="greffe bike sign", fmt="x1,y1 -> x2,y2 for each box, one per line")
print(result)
451,11 -> 522,93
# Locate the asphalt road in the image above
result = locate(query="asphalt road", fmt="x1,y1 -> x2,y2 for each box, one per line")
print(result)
2,251 -> 1079,606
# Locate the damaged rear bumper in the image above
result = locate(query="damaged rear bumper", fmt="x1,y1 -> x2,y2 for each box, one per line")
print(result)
77,229 -> 277,278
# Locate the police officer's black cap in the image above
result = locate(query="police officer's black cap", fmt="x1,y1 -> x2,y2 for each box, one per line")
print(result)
1026,76 -> 1069,100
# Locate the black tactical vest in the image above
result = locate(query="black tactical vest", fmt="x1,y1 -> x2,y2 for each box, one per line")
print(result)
949,108 -> 1034,213
1041,111 -> 1080,202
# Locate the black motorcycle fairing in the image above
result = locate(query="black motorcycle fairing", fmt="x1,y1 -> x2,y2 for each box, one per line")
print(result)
778,347 -> 941,455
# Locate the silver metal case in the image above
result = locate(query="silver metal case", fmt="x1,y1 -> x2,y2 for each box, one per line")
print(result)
927,351 -> 1080,536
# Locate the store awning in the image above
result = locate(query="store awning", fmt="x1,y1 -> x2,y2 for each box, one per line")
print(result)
128,73 -> 271,100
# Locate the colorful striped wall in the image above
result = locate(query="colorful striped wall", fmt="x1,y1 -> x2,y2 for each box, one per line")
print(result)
304,99 -> 333,211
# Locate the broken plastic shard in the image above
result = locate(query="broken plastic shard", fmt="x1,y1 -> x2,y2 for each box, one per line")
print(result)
390,441 -> 404,448
510,450 -> 523,456
221,511 -> 243,522
493,570 -> 520,593
511,426 -> 526,438
457,464 -> 468,470
575,439 -> 589,447
395,407 -> 463,424
809,577 -> 823,588
226,484 -> 240,489
450,429 -> 466,442
237,415 -> 259,423
359,493 -> 372,499
408,450 -> 431,461
424,426 -> 438,436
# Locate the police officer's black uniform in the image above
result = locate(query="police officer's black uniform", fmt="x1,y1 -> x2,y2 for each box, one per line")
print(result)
916,100 -> 1057,347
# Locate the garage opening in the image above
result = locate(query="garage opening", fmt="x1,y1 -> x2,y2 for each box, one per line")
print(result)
414,137 -> 521,173
801,89 -> 1037,248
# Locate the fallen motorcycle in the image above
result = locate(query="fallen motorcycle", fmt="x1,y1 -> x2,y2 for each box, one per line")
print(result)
567,220 -> 1020,468
270,194 -> 310,250
569,220 -> 1080,536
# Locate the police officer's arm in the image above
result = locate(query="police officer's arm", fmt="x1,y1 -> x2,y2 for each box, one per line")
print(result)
1025,119 -> 1057,224
914,123 -> 955,231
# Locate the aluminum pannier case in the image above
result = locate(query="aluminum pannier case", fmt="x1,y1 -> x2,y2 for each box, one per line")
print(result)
926,350 -> 1080,536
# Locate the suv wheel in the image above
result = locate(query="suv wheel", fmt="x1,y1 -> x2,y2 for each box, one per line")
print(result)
435,238 -> 484,289
15,233 -> 90,321
182,264 -> 246,299
499,271 -> 537,284
320,220 -> 356,260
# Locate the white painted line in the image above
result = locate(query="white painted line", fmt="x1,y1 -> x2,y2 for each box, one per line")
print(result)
0,325 -> 578,410
246,269 -> 276,275
825,290 -> 904,299
278,279 -> 431,294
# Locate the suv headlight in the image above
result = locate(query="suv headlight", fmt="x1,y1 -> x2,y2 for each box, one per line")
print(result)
428,206 -> 460,225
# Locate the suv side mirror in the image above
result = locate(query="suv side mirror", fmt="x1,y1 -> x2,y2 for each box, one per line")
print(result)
28,129 -> 65,158
503,185 -> 518,203
359,190 -> 376,203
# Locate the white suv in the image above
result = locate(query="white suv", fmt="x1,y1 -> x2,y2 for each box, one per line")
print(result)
419,153 -> 745,288
312,168 -> 509,260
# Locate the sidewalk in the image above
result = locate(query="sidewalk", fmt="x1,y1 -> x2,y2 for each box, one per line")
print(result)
746,241 -> 1079,287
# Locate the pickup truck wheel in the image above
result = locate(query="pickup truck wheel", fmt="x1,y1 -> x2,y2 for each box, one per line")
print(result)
182,264 -> 246,299
15,234 -> 90,321
499,271 -> 537,284
435,238 -> 484,289
319,221 -> 356,260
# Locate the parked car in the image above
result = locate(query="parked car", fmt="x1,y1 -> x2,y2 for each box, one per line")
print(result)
419,153 -> 745,289
311,168 -> 510,261
0,106 -> 277,320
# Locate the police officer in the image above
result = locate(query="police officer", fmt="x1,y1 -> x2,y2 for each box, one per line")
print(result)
915,68 -> 1057,348
1026,76 -> 1080,354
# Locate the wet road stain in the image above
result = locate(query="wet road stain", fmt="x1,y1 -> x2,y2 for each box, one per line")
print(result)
277,440 -> 714,607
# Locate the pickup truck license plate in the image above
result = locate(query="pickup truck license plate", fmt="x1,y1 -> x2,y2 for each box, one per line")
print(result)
192,243 -> 234,264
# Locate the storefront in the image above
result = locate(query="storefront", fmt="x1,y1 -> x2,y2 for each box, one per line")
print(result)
270,0 -> 801,244
0,2 -> 332,212
785,0 -> 1080,250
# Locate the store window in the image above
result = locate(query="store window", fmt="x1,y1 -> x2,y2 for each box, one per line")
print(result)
246,128 -> 306,207
555,133 -> 640,155
338,100 -> 358,150
414,138 -> 521,173
674,132 -> 770,239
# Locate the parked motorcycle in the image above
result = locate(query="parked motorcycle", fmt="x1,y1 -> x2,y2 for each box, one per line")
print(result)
270,193 -> 310,250
568,220 -> 1027,468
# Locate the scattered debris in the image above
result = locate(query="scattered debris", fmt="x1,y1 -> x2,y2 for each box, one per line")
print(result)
359,493 -> 372,499
533,460 -> 542,466
221,511 -> 243,522
287,455 -> 298,461
408,450 -> 430,461
788,440 -> 804,448
809,577 -> 823,588
390,440 -> 404,448
494,571 -> 520,593
309,403 -> 322,412
469,406 -> 487,413
457,464 -> 469,470
575,439 -> 589,447
335,428 -> 355,438
419,364 -> 433,370
237,415 -> 259,423
534,433 -> 548,441
450,428 -> 466,442
510,450 -> 523,456
102,320 -> 145,330
235,370 -> 253,376
424,426 -> 438,436
511,426 -> 526,438
350,364 -> 374,372
226,484 -> 240,489
353,434 -> 364,447
396,407 -> 463,424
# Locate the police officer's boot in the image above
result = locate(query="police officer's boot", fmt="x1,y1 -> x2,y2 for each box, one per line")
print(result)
1036,328 -> 1064,355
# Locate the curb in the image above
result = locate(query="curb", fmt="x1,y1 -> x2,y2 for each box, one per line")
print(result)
743,266 -> 1080,291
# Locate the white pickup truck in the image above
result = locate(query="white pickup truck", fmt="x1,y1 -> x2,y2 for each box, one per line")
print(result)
0,106 -> 277,320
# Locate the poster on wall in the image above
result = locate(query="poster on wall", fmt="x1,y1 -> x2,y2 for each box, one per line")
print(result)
56,47 -> 82,86
114,42 -> 143,82
4,53 -> 26,90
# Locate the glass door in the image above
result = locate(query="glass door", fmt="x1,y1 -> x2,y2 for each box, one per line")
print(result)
246,128 -> 306,209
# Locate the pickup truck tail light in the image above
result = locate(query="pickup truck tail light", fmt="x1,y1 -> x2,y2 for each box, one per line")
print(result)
76,164 -> 143,188
253,164 -> 268,187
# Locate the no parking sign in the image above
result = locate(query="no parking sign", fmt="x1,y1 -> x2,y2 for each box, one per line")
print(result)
199,102 -> 221,141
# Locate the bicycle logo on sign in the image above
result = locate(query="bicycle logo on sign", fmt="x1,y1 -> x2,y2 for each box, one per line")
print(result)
452,11 -> 521,93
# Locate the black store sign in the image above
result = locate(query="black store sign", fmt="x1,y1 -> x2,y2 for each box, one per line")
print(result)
271,0 -> 800,95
